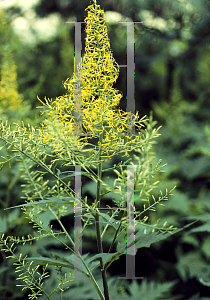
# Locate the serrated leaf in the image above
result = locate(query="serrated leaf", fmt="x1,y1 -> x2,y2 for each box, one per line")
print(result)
117,221 -> 197,255
50,252 -> 101,274
128,279 -> 178,300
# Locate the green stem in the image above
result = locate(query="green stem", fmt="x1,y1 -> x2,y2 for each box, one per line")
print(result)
94,130 -> 110,300
48,207 -> 105,300
101,209 -> 120,240
92,1 -> 110,296
107,210 -> 126,254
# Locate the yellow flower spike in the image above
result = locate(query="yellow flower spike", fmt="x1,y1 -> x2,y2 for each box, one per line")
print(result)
0,49 -> 23,112
35,0 -> 145,165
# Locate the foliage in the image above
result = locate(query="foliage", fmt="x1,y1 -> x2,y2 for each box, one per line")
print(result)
0,9 -> 47,300
151,55 -> 210,298
0,1 -> 196,300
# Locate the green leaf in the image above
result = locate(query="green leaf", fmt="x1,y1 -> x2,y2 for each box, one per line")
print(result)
127,279 -> 178,300
187,221 -> 210,233
50,252 -> 100,274
117,221 -> 197,255
4,197 -> 75,210
89,252 -> 121,267
184,214 -> 210,222
83,212 -> 120,229
176,251 -> 210,282
25,256 -> 90,277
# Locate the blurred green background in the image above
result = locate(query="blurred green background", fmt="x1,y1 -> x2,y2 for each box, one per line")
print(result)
0,0 -> 210,299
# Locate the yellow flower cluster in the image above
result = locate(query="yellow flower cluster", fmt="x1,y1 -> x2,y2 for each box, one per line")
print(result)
38,1 -> 144,163
0,53 -> 23,111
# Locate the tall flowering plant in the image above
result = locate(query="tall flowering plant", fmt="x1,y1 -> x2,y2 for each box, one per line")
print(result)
0,1 -> 192,300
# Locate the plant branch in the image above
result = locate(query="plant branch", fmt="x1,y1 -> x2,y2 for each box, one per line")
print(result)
48,207 -> 105,300
94,130 -> 110,300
